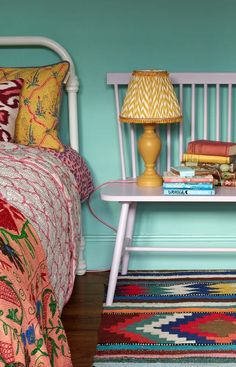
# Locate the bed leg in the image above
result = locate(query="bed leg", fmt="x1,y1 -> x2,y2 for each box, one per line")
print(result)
76,235 -> 86,275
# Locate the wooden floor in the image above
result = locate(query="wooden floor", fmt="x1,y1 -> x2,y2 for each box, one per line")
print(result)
62,272 -> 109,367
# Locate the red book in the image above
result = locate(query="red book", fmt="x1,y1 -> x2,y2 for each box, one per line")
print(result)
187,140 -> 236,157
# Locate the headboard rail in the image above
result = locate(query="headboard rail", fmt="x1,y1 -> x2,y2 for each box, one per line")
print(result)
107,72 -> 236,177
0,36 -> 79,152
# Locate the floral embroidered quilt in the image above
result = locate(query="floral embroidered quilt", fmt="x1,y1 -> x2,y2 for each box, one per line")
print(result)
0,198 -> 72,366
0,142 -> 81,310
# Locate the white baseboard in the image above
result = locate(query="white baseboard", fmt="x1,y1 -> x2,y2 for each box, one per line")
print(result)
85,234 -> 236,270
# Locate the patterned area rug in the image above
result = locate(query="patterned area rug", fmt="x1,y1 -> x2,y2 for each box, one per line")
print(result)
93,270 -> 236,366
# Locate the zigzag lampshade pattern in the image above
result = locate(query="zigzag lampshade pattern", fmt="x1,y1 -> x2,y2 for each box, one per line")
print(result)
119,70 -> 182,187
120,70 -> 182,124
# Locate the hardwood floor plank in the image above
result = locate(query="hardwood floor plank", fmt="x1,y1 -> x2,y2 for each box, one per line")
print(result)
62,272 -> 109,367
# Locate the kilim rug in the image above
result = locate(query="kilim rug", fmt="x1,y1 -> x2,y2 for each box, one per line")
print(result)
93,270 -> 236,366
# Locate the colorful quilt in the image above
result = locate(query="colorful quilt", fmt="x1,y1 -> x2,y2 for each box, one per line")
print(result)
0,142 -> 81,310
0,197 -> 72,366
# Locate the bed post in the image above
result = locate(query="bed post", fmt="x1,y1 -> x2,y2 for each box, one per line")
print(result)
65,74 -> 80,152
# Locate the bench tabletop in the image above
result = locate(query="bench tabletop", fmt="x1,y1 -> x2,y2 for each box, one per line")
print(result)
100,181 -> 236,202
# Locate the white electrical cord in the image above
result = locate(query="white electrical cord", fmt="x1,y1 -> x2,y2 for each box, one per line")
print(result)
87,179 -> 136,232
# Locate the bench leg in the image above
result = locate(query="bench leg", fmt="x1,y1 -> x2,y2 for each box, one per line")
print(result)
106,203 -> 130,306
121,202 -> 137,275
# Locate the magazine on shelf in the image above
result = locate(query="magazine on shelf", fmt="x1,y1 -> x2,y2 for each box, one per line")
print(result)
163,182 -> 213,189
163,188 -> 215,196
163,171 -> 214,183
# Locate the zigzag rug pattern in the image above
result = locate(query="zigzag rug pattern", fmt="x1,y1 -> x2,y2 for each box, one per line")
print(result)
93,270 -> 236,366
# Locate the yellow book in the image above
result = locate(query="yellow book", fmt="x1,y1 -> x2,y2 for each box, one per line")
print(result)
182,153 -> 232,164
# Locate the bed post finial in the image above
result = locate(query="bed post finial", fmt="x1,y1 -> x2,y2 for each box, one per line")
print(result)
66,73 -> 80,93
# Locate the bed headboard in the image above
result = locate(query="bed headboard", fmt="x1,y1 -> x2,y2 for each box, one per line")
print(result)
0,36 -> 79,152
107,72 -> 236,178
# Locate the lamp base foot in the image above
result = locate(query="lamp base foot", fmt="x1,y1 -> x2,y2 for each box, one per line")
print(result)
137,172 -> 163,187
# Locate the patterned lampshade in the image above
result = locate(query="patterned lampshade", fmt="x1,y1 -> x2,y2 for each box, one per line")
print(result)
120,70 -> 182,124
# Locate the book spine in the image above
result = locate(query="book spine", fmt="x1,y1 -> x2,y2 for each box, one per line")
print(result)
220,171 -> 236,179
187,141 -> 230,156
163,189 -> 215,196
163,177 -> 213,183
170,166 -> 195,177
220,178 -> 236,187
182,153 -> 232,164
220,163 -> 236,172
163,182 -> 213,189
184,161 -> 236,172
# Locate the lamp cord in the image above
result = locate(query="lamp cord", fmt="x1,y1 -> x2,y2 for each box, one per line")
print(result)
87,179 -> 136,233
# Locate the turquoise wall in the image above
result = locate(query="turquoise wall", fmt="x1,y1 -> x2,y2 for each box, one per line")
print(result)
2,0 -> 236,270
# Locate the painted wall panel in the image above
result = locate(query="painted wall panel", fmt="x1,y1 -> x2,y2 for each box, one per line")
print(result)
1,0 -> 236,270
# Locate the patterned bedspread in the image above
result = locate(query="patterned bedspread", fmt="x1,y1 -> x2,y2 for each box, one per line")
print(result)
0,198 -> 72,366
0,142 -> 81,310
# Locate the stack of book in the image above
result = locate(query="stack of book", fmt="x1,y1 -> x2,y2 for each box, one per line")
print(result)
181,140 -> 236,187
163,166 -> 215,196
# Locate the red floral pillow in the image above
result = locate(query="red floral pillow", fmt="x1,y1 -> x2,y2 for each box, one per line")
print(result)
49,145 -> 94,202
0,79 -> 23,142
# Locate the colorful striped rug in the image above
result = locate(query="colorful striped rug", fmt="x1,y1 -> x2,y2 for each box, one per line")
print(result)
93,270 -> 236,366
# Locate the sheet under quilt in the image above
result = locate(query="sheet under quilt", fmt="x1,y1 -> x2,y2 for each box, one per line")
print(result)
0,142 -> 81,310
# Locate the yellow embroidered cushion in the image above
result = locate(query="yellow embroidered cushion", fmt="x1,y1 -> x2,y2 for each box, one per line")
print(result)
0,61 -> 70,151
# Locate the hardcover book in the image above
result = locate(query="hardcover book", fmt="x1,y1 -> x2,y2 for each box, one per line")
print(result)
170,166 -> 195,177
163,188 -> 215,196
187,139 -> 236,157
221,171 -> 236,179
183,166 -> 216,176
183,168 -> 236,180
184,161 -> 236,173
163,171 -> 214,183
182,153 -> 232,164
220,178 -> 236,187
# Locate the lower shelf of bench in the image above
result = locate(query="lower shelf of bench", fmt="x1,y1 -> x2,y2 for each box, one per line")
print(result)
100,182 -> 236,202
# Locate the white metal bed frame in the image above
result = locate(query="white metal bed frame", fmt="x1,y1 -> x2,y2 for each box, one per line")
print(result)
0,36 -> 86,275
102,71 -> 236,305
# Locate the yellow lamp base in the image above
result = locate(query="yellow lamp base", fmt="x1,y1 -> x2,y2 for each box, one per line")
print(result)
137,123 -> 162,187
137,172 -> 163,187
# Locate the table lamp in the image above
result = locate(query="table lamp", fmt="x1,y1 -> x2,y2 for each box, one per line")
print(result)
120,70 -> 182,187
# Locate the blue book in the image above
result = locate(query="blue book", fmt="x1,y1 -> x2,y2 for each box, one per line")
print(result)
163,189 -> 215,196
163,182 -> 213,189
170,166 -> 195,177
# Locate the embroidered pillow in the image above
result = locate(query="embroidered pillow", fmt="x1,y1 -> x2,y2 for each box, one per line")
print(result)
0,62 -> 70,151
0,78 -> 23,142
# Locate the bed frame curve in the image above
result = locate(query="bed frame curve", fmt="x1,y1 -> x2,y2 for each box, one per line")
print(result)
0,36 -> 80,152
0,36 -> 86,275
